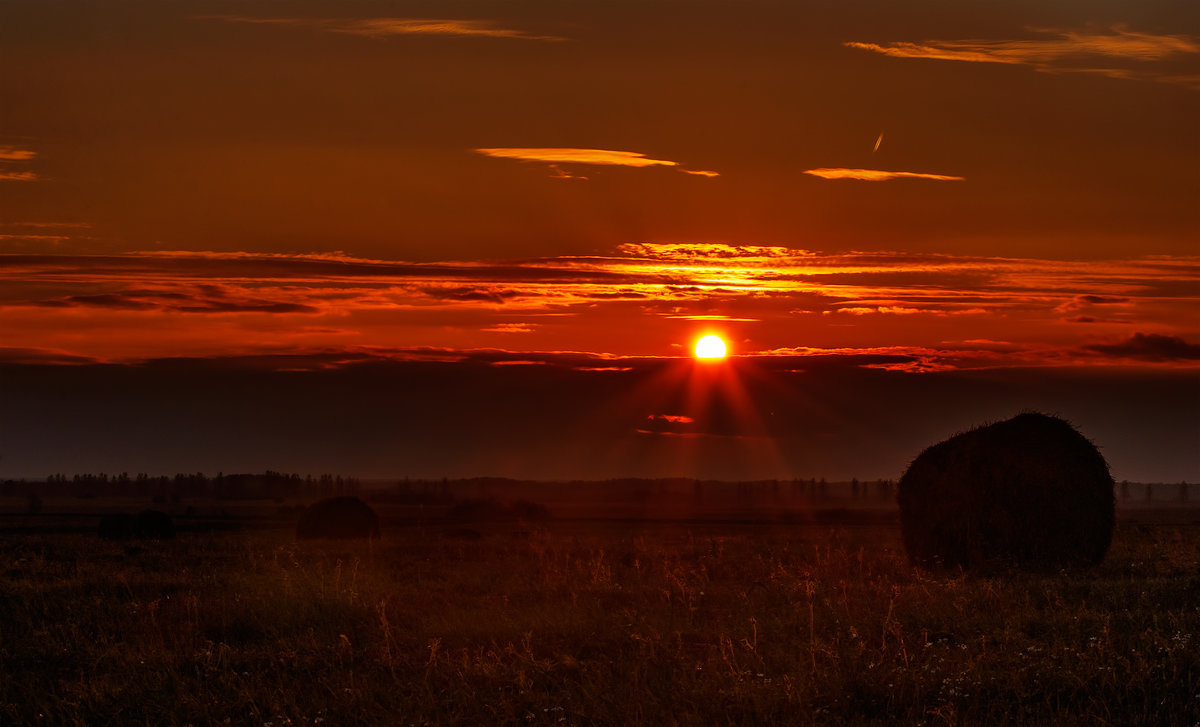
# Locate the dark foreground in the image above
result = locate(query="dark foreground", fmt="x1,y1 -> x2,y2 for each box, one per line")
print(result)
1,521 -> 1198,726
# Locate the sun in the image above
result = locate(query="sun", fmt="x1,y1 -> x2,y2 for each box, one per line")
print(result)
694,334 -> 727,359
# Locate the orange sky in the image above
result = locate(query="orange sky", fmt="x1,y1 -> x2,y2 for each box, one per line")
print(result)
0,1 -> 1196,480
0,245 -> 1197,368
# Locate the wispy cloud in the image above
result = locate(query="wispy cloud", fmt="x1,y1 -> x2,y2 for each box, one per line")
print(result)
0,146 -> 40,182
804,168 -> 964,182
1,245 -> 1196,369
0,222 -> 91,251
0,234 -> 71,242
34,286 -> 320,315
0,347 -> 98,365
482,322 -> 535,333
617,243 -> 794,261
826,305 -> 987,317
476,148 -> 719,178
847,26 -> 1200,89
2,221 -> 92,229
200,15 -> 564,42
0,147 -> 36,161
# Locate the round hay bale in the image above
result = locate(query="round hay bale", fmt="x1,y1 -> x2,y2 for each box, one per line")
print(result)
296,496 -> 380,540
134,509 -> 176,539
98,512 -> 134,540
898,412 -> 1114,570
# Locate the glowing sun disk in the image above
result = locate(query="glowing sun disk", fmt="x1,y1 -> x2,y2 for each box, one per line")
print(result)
695,334 -> 727,359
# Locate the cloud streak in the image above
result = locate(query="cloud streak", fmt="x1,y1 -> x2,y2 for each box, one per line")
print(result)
34,287 -> 320,315
0,147 -> 37,161
200,16 -> 564,42
476,148 -> 719,178
0,245 -> 1195,370
0,146 -> 39,182
804,168 -> 964,182
847,27 -> 1200,89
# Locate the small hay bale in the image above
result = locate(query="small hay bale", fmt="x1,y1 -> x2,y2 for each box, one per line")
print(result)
898,412 -> 1114,570
296,496 -> 380,540
133,509 -> 176,539
98,513 -> 134,540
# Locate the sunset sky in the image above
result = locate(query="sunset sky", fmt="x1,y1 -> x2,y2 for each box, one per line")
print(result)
1,1 -> 1197,482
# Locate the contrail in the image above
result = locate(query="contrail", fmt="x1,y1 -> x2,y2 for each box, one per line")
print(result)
873,132 -> 884,153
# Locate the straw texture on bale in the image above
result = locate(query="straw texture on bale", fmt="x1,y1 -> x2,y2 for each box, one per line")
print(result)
898,413 -> 1114,569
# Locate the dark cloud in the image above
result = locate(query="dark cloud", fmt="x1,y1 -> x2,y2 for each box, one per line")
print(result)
1078,295 -> 1131,305
0,253 -> 650,286
418,286 -> 525,303
0,347 -> 98,365
1085,333 -> 1200,361
38,294 -> 158,310
1058,294 -> 1133,313
172,300 -> 319,314
32,289 -> 319,314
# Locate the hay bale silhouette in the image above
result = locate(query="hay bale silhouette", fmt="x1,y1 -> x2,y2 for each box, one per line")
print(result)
296,496 -> 380,539
98,513 -> 134,540
898,412 -> 1114,570
134,509 -> 176,539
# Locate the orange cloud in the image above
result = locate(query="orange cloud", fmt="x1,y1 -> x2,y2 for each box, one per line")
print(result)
0,146 -> 39,182
198,16 -> 564,42
476,148 -> 719,177
847,27 -> 1200,89
648,414 -> 695,424
0,147 -> 36,161
1,246 -> 1195,369
617,242 -> 796,262
482,322 -> 535,333
0,234 -> 70,242
804,168 -> 964,182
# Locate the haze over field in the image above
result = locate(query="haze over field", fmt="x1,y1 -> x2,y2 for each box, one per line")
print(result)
1,1 -> 1196,481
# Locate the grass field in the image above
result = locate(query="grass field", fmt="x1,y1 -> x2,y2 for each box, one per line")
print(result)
1,518 -> 1198,726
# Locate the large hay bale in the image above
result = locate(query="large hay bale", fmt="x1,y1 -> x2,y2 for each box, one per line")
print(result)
296,496 -> 380,540
898,412 -> 1114,570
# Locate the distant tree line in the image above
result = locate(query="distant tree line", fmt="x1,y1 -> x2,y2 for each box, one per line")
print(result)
2,471 -> 363,501
5,474 -> 1189,506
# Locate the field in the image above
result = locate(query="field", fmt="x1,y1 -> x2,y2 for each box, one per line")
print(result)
2,505 -> 1199,727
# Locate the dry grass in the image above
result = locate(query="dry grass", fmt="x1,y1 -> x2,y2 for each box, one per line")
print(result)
1,522 -> 1198,725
